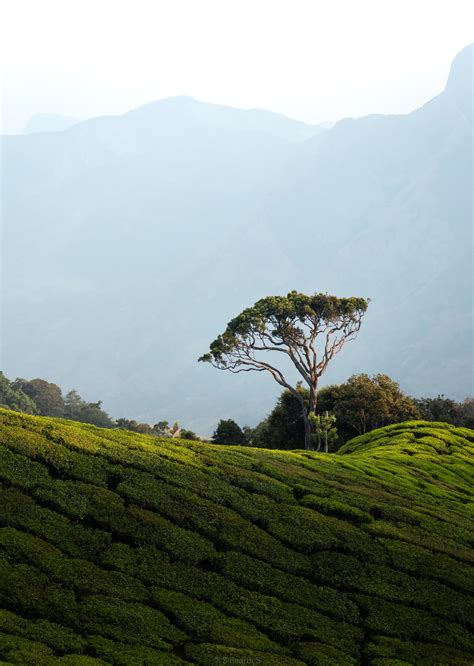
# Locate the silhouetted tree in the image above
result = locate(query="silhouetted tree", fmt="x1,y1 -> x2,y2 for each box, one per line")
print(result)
414,395 -> 460,424
413,395 -> 474,428
457,398 -> 474,428
64,390 -> 113,427
212,419 -> 247,445
253,386 -> 307,450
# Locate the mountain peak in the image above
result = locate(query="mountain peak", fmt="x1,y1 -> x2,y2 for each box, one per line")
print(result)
445,43 -> 473,120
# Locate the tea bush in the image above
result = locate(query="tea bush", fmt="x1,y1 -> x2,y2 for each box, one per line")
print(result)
0,408 -> 472,664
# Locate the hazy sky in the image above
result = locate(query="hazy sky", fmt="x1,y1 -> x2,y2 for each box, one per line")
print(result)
1,0 -> 473,133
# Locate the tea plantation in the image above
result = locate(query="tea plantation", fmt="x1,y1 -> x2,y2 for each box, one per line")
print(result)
0,408 -> 473,665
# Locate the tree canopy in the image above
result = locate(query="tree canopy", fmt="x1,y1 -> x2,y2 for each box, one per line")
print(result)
200,291 -> 369,450
318,374 -> 421,440
212,419 -> 247,445
0,373 -> 37,415
14,378 -> 65,418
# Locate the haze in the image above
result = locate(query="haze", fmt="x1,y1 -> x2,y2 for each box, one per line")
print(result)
1,0 -> 473,133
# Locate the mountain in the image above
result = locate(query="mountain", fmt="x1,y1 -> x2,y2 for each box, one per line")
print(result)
22,113 -> 83,134
241,43 -> 473,401
1,46 -> 472,432
0,409 -> 473,663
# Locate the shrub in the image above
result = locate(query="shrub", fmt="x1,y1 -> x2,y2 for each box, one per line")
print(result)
0,631 -> 56,664
151,587 -> 283,653
354,595 -> 474,652
364,635 -> 474,665
0,609 -> 86,654
78,595 -> 186,648
301,495 -> 373,525
0,487 -> 112,559
87,635 -> 184,665
214,551 -> 360,623
185,643 -> 304,665
294,641 -> 357,665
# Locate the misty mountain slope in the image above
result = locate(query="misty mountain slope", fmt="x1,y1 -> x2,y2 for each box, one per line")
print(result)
22,113 -> 83,134
1,97 -> 323,429
233,43 -> 472,396
1,47 -> 472,431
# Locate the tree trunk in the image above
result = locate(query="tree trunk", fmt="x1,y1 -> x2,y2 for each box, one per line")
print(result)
323,410 -> 329,453
294,383 -> 318,451
301,384 -> 318,451
302,410 -> 313,451
309,385 -> 317,417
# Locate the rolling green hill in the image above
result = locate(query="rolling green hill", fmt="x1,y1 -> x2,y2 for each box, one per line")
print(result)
0,408 -> 473,665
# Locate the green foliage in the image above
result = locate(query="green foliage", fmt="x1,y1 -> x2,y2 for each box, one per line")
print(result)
200,291 -> 369,362
212,418 -> 247,445
179,428 -> 200,440
0,609 -> 85,653
185,643 -> 304,665
254,374 -> 421,450
253,386 -> 306,449
151,587 -> 282,652
295,642 -> 357,665
319,374 -> 421,440
364,636 -> 474,665
78,595 -> 186,648
64,391 -> 114,428
414,394 -> 474,428
0,372 -> 38,415
0,631 -> 57,664
87,635 -> 183,665
5,374 -> 114,428
301,495 -> 372,525
310,410 -> 338,452
0,408 -> 473,664
14,378 -> 66,417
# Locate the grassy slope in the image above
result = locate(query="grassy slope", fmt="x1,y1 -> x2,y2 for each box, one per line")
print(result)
0,409 -> 473,665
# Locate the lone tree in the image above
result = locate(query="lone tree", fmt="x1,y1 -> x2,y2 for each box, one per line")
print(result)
199,291 -> 369,450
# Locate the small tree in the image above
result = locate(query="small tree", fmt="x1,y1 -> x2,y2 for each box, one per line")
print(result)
169,421 -> 180,438
212,419 -> 247,445
199,291 -> 368,450
180,429 -> 200,441
310,411 -> 337,453
153,421 -> 170,436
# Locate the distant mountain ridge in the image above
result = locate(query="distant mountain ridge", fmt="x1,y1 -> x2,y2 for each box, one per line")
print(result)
22,113 -> 83,134
1,45 -> 472,431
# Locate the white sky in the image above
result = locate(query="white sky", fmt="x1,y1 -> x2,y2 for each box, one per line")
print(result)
1,0 -> 473,133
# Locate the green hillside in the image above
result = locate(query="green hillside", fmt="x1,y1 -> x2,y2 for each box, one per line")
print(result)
0,409 -> 473,665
